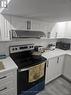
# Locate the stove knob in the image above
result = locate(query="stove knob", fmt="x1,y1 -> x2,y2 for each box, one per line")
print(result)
29,46 -> 32,48
32,46 -> 33,48
12,48 -> 15,51
15,48 -> 17,50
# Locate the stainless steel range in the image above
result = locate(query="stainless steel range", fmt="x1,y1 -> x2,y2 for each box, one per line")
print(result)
9,44 -> 46,95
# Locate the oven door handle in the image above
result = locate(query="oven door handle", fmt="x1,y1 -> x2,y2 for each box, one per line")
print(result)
18,62 -> 46,72
18,67 -> 31,72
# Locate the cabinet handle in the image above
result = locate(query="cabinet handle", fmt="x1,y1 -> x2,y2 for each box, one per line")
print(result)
57,57 -> 59,63
46,61 -> 49,67
0,76 -> 7,80
47,63 -> 49,67
0,87 -> 7,91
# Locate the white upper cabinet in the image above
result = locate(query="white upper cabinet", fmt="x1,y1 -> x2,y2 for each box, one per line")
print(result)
0,14 -> 11,41
4,15 -> 11,40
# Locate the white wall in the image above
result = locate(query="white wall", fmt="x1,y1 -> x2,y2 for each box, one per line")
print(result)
51,21 -> 71,39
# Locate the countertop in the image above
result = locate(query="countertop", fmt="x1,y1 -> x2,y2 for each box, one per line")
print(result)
0,49 -> 71,72
42,48 -> 71,59
0,57 -> 18,73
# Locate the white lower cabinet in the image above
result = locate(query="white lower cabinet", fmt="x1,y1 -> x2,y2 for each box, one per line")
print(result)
1,88 -> 16,95
63,55 -> 71,80
45,57 -> 57,84
45,55 -> 64,84
56,55 -> 64,76
0,70 -> 17,95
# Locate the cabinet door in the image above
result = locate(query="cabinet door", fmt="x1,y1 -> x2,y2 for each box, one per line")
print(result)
3,15 -> 11,41
56,55 -> 64,76
0,14 -> 4,41
0,14 -> 11,41
63,55 -> 71,80
45,57 -> 57,84
45,56 -> 64,84
1,88 -> 17,95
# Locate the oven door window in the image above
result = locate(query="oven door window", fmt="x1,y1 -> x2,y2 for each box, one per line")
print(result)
29,62 -> 45,83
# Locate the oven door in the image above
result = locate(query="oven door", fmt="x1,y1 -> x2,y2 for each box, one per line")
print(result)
17,62 -> 46,95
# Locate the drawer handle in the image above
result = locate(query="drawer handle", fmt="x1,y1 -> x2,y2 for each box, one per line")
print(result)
46,61 -> 49,67
57,57 -> 59,63
0,76 -> 7,80
0,87 -> 7,91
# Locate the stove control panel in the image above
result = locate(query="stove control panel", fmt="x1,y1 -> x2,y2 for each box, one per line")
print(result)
9,44 -> 34,53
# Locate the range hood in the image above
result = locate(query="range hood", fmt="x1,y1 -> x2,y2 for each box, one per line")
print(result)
10,30 -> 46,38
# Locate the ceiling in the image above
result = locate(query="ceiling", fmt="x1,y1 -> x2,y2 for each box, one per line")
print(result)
1,0 -> 71,22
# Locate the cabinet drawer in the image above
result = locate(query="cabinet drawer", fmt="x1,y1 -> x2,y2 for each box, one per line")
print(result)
0,81 -> 15,93
0,74 -> 15,86
0,71 -> 13,79
0,88 -> 17,95
0,70 -> 16,78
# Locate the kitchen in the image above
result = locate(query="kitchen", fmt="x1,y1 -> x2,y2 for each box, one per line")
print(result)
0,0 -> 71,95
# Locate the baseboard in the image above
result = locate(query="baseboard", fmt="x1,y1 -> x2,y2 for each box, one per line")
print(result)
61,75 -> 71,83
45,75 -> 62,85
45,74 -> 71,85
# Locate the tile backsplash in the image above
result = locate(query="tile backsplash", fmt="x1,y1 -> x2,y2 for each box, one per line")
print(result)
0,38 -> 57,56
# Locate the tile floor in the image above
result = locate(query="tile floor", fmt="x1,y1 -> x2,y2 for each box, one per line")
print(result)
37,77 -> 71,95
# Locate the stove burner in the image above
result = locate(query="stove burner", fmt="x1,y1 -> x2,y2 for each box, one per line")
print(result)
13,55 -> 46,69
